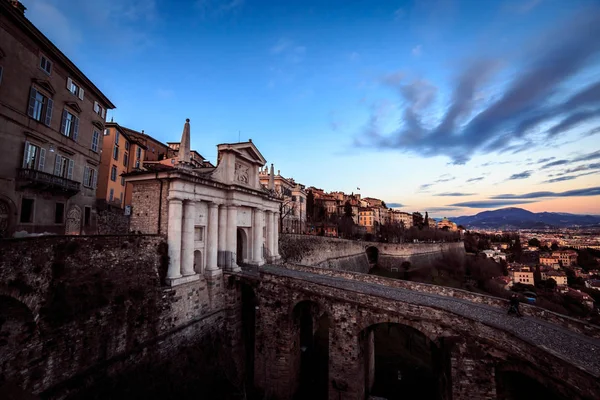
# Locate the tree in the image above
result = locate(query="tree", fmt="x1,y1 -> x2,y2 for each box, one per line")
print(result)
412,212 -> 424,229
343,201 -> 353,218
424,212 -> 429,228
279,199 -> 297,233
306,190 -> 315,221
381,200 -> 387,209
551,242 -> 559,251
528,238 -> 541,248
545,278 -> 557,291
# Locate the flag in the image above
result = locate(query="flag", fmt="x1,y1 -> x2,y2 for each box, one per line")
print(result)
357,187 -> 360,190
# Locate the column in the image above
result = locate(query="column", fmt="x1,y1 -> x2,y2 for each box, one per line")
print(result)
167,198 -> 183,281
252,208 -> 264,265
265,210 -> 274,262
206,202 -> 220,275
273,211 -> 280,259
217,204 -> 227,268
181,200 -> 196,276
226,204 -> 240,271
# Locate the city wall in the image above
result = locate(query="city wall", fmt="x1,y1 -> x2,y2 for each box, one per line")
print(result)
0,235 -> 244,398
279,234 -> 464,272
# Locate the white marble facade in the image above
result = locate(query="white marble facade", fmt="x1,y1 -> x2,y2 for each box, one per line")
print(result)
127,120 -> 281,286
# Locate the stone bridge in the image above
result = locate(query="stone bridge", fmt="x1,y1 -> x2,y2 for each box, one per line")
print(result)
241,264 -> 600,400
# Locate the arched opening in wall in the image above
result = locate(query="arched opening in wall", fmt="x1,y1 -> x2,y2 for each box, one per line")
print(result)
366,246 -> 379,266
361,323 -> 443,400
237,228 -> 248,265
496,367 -> 570,400
194,250 -> 203,274
0,295 -> 36,382
292,300 -> 329,400
241,283 -> 257,390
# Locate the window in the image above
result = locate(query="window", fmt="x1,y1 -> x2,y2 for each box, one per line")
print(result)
60,110 -> 79,140
121,176 -> 125,186
195,227 -> 204,241
91,130 -> 100,152
20,198 -> 34,223
125,141 -> 130,151
53,155 -> 74,179
119,192 -> 123,204
123,152 -> 128,167
55,203 -> 65,223
136,147 -> 142,159
84,206 -> 91,227
135,160 -> 140,169
27,87 -> 53,126
113,145 -> 119,161
66,77 -> 84,100
115,130 -> 120,145
104,128 -> 110,136
93,101 -> 106,118
22,142 -> 46,171
40,55 -> 52,74
83,166 -> 97,188
109,188 -> 114,202
110,165 -> 117,181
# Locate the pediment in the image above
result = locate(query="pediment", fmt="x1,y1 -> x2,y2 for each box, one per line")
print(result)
65,101 -> 82,113
32,78 -> 56,95
92,120 -> 105,130
217,141 -> 267,166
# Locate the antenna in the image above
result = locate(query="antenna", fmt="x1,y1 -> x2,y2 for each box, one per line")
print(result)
238,130 -> 241,143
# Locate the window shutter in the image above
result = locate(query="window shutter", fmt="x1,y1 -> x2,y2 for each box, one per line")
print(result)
67,77 -> 72,90
94,101 -> 99,113
78,88 -> 85,100
45,98 -> 53,126
60,110 -> 68,134
27,87 -> 37,118
22,141 -> 30,168
73,116 -> 79,141
39,148 -> 46,171
67,159 -> 74,180
54,154 -> 62,175
92,169 -> 98,188
101,108 -> 106,119
84,166 -> 90,187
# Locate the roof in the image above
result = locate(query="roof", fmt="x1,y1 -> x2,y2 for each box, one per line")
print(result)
1,0 -> 115,109
217,140 -> 267,165
105,122 -> 148,150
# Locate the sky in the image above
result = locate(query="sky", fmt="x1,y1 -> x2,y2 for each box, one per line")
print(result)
23,0 -> 600,217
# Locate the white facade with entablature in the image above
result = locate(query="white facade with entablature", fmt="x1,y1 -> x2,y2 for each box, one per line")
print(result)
125,119 -> 281,286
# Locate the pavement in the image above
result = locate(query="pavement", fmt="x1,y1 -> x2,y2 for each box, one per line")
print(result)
260,265 -> 600,377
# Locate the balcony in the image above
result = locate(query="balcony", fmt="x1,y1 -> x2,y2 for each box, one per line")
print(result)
17,168 -> 80,196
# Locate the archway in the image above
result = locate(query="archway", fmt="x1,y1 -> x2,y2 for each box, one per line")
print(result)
237,228 -> 248,265
361,323 -> 443,400
65,205 -> 82,235
366,246 -> 379,265
194,250 -> 203,274
495,364 -> 573,400
292,301 -> 329,400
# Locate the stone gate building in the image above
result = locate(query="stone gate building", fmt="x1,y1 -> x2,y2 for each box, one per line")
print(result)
125,119 -> 281,285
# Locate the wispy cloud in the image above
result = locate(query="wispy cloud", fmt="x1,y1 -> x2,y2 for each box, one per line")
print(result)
542,176 -> 577,184
27,0 -> 82,53
412,45 -> 422,57
270,38 -> 306,63
434,174 -> 455,183
419,183 -> 433,192
542,159 -> 569,169
537,157 -> 556,164
466,177 -> 485,183
449,200 -> 537,208
508,170 -> 533,180
387,202 -> 405,208
491,186 -> 600,199
425,206 -> 462,213
434,192 -> 475,196
354,8 -> 600,164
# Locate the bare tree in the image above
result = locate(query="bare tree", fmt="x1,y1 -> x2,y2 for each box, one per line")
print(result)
279,198 -> 298,233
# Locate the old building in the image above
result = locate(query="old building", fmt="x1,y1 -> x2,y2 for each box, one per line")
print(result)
0,0 -> 115,236
259,166 -> 306,234
552,250 -> 578,267
126,119 -> 281,285
121,126 -> 170,162
509,267 -> 534,286
389,210 -> 413,228
97,123 -> 146,210
358,207 -> 376,233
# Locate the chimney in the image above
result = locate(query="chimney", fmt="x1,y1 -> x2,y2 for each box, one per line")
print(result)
10,0 -> 26,14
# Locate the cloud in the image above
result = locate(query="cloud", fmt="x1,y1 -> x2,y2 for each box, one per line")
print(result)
542,159 -> 569,168
573,150 -> 600,162
419,184 -> 433,192
542,176 -> 577,183
434,174 -> 455,183
27,0 -> 82,53
354,8 -> 600,164
537,157 -> 556,163
515,0 -> 543,14
480,160 -> 511,167
387,203 -> 405,208
584,127 -> 600,137
491,186 -> 600,199
270,38 -> 306,63
553,162 -> 600,176
412,45 -> 422,57
466,177 -> 484,183
448,200 -> 537,208
424,206 -> 462,213
434,192 -> 475,196
508,170 -> 533,180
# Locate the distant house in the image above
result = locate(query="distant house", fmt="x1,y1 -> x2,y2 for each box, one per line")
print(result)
585,280 -> 600,291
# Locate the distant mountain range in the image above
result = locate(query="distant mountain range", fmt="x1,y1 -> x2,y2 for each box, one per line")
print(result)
450,207 -> 600,229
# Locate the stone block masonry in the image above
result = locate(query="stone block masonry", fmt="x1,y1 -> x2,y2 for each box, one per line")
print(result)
0,235 -> 244,398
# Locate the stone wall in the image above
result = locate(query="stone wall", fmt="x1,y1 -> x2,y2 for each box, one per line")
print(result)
129,180 -> 169,235
279,234 -> 464,270
0,235 -> 243,398
96,207 -> 130,234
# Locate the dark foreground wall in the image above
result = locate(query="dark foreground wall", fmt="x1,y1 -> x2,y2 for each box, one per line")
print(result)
0,235 -> 244,399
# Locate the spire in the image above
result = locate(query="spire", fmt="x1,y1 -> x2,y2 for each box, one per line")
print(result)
178,118 -> 191,165
269,163 -> 274,190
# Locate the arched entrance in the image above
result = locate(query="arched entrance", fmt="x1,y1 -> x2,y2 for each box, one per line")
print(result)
361,323 -> 444,400
495,364 -> 573,400
292,301 -> 329,400
237,228 -> 248,265
65,205 -> 82,235
366,246 -> 379,265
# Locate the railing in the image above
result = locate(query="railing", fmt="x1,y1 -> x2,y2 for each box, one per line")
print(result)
18,168 -> 80,193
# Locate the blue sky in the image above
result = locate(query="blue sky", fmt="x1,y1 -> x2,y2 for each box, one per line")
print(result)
25,0 -> 600,216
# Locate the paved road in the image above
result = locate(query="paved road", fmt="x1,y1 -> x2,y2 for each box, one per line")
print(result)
259,265 -> 600,377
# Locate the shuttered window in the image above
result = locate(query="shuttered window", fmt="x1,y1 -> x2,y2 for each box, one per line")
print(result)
91,130 -> 100,152
27,87 -> 53,126
60,109 -> 79,141
22,142 -> 46,171
53,154 -> 74,179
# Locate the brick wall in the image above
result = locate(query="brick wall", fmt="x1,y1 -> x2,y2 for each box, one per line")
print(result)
0,235 -> 244,398
129,180 -> 169,234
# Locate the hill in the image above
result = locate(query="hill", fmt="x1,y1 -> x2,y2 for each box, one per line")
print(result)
452,207 -> 600,229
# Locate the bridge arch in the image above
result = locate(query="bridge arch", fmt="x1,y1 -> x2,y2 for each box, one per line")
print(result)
365,246 -> 379,265
495,362 -> 582,400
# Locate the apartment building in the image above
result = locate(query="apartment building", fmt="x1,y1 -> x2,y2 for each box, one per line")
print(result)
122,127 -> 170,162
0,0 -> 114,236
97,123 -> 146,209
552,250 -> 578,267
259,165 -> 307,233
509,267 -> 534,285
389,210 -> 413,228
358,207 -> 376,233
